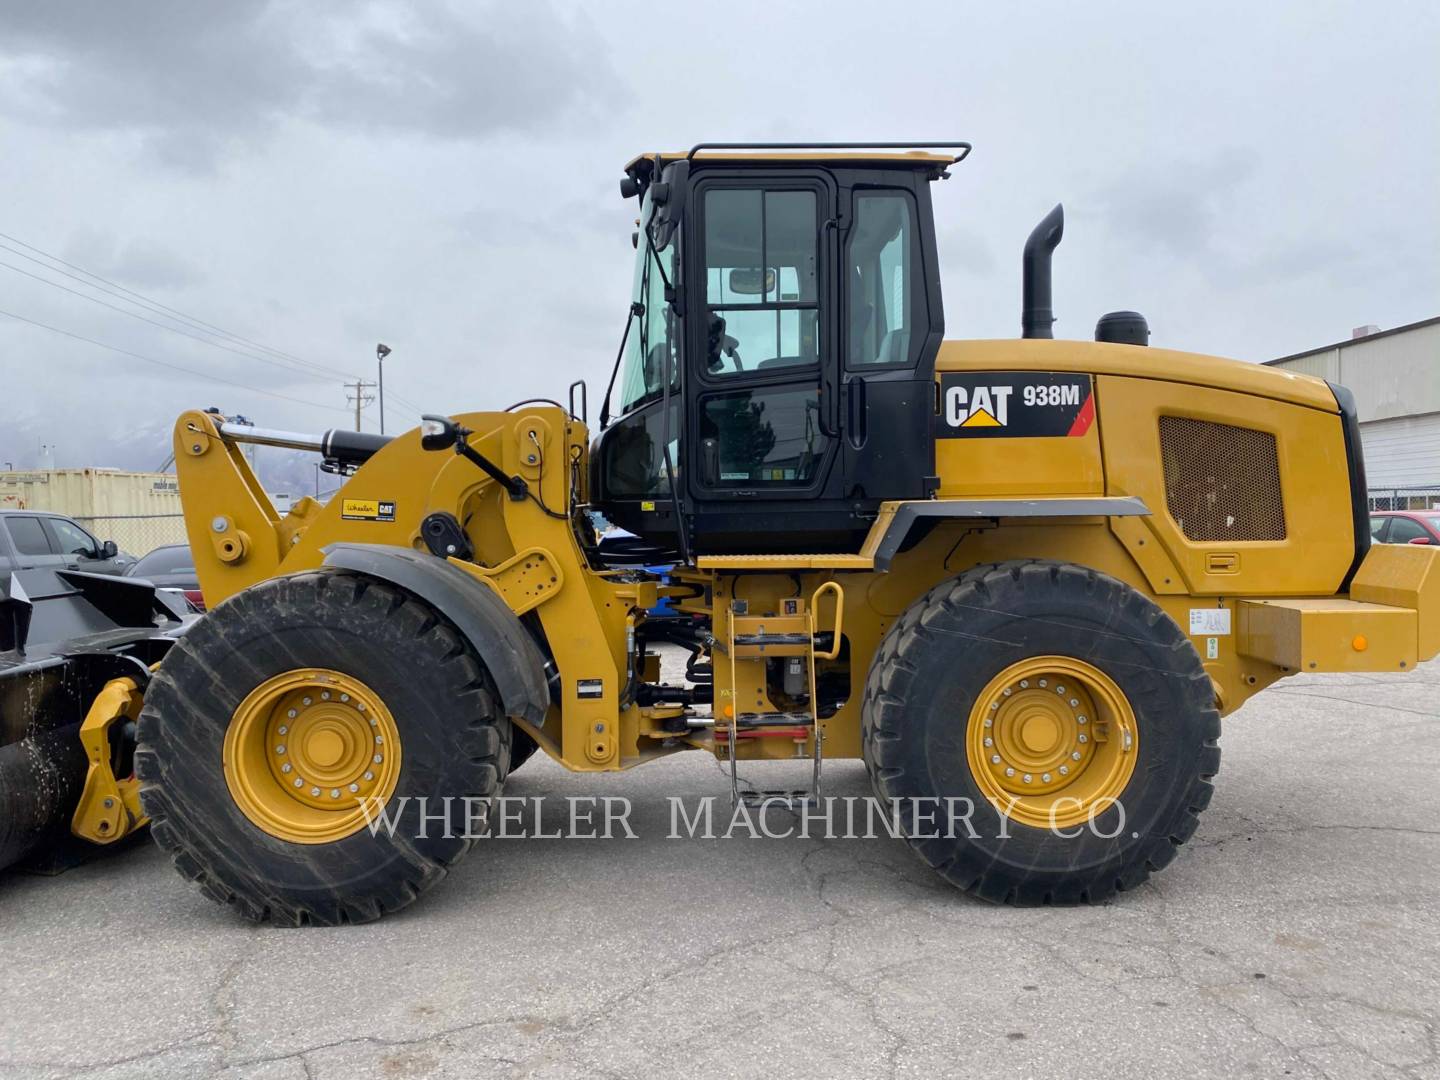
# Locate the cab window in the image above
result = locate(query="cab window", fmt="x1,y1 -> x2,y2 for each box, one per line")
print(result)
702,188 -> 819,376
846,191 -> 926,367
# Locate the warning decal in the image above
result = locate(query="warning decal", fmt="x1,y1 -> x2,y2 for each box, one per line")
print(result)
937,372 -> 1094,438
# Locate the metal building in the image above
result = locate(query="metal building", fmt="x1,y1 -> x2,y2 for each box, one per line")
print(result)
1267,316 -> 1440,507
0,468 -> 186,554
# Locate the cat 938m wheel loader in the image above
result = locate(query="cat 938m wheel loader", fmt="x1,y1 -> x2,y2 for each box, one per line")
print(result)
14,143 -> 1439,923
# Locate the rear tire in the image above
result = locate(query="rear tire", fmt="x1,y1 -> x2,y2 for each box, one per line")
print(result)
861,559 -> 1220,905
136,570 -> 508,925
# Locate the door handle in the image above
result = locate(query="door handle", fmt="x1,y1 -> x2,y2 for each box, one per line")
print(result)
846,377 -> 867,448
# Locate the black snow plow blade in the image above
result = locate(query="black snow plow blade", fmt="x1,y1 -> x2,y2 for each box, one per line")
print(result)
0,569 -> 189,872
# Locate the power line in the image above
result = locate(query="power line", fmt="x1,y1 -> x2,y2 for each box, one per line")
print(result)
0,305 -> 353,415
0,230 -> 360,381
0,256 -> 362,386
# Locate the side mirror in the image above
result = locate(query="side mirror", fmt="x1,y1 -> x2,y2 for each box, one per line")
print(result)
100,540 -> 118,559
420,414 -> 460,452
1407,536 -> 1432,545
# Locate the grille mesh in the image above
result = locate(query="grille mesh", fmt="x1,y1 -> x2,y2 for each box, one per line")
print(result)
1159,416 -> 1286,542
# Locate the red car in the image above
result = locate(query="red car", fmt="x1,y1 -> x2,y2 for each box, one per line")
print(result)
1369,510 -> 1440,545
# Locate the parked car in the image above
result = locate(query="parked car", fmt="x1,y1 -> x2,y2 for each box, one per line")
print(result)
1369,510 -> 1440,545
124,543 -> 205,611
0,509 -> 131,576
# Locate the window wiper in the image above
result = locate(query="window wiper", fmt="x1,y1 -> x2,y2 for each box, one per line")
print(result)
598,300 -> 643,428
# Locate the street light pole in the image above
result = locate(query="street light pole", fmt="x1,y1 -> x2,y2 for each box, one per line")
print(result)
376,343 -> 392,434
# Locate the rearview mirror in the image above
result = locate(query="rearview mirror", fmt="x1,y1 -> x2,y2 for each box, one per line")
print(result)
100,540 -> 118,559
420,414 -> 460,452
728,268 -> 776,296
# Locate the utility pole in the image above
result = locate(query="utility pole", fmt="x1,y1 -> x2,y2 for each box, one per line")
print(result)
376,343 -> 392,434
345,379 -> 376,431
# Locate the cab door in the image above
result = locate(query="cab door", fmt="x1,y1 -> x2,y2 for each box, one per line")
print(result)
687,175 -> 840,503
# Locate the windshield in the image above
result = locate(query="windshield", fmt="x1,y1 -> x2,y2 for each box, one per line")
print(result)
614,192 -> 679,415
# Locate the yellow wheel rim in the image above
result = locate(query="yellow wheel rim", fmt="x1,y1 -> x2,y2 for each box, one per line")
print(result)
223,669 -> 402,844
966,656 -> 1138,830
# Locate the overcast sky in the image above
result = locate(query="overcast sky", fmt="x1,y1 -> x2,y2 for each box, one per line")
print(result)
0,0 -> 1435,478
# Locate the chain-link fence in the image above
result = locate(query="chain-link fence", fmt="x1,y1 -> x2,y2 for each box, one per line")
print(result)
74,514 -> 187,557
1367,486 -> 1440,511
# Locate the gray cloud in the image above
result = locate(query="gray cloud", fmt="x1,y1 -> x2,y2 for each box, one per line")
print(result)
0,1 -> 621,170
0,0 -> 1434,479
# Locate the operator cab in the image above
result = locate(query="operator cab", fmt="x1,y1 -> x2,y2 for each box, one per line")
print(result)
593,143 -> 966,555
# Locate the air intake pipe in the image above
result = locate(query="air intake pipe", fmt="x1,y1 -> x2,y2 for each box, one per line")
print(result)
1021,203 -> 1064,339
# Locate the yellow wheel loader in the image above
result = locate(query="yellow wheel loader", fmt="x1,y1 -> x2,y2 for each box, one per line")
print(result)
14,143 -> 1440,923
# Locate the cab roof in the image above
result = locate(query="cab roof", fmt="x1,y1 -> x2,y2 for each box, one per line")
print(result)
623,142 -> 970,178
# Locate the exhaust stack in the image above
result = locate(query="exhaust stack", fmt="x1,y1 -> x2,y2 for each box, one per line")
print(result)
1021,203 -> 1064,339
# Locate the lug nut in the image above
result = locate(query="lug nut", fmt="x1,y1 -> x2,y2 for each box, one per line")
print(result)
1022,773 -> 1032,783
302,697 -> 312,706
294,778 -> 304,787
984,737 -> 993,747
991,754 -> 1002,765
1056,686 -> 1066,695
275,744 -> 286,755
340,694 -> 350,703
349,783 -> 359,793
1077,716 -> 1088,725
1038,679 -> 1047,688
321,691 -> 330,700
1078,733 -> 1089,744
363,771 -> 374,781
1003,688 -> 1012,697
278,725 -> 288,735
375,735 -> 383,744
373,754 -> 382,764
1019,680 -> 1029,689
287,709 -> 297,719
1005,767 -> 1015,777
282,763 -> 292,774
1070,698 -> 1079,707
1042,773 -> 1052,782
1059,765 -> 1069,776
1072,751 -> 1082,761
329,789 -> 340,799
310,787 -> 321,796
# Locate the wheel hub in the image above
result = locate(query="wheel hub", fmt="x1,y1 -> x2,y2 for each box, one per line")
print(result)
967,656 -> 1137,829
224,669 -> 401,844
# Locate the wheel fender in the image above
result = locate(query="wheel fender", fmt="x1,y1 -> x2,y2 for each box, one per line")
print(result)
321,543 -> 549,725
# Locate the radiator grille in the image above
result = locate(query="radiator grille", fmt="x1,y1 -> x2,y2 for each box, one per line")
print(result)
1159,416 -> 1286,541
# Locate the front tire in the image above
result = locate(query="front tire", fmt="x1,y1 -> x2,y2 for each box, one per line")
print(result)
136,570 -> 508,925
861,559 -> 1220,905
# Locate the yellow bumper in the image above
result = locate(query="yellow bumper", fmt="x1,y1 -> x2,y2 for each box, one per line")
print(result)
1238,544 -> 1440,673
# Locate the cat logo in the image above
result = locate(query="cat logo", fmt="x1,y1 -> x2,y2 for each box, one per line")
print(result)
938,372 -> 1094,439
340,498 -> 397,522
945,385 -> 1013,428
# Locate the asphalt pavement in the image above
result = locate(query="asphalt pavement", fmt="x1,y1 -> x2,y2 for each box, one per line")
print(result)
1,659 -> 1437,1080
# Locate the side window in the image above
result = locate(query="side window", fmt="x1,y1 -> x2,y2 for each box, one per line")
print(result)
847,191 -> 926,367
1368,516 -> 1389,541
702,188 -> 819,376
45,517 -> 98,557
1387,517 -> 1429,543
604,399 -> 680,497
7,516 -> 54,556
699,386 -> 827,488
